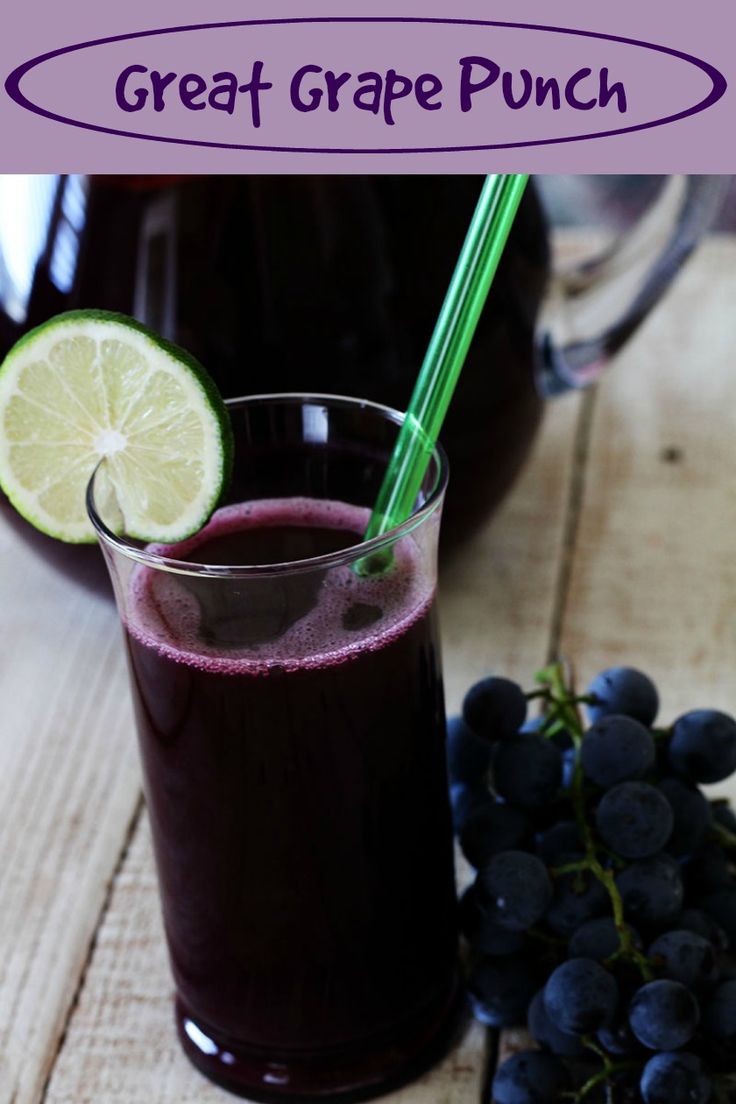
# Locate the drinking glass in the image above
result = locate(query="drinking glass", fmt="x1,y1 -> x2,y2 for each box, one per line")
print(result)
87,393 -> 461,1101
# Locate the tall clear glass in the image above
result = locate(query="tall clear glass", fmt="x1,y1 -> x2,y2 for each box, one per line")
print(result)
88,394 -> 461,1101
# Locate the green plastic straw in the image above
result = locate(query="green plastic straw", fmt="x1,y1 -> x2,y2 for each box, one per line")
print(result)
362,174 -> 529,548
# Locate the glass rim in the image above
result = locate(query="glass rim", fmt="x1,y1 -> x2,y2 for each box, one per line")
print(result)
86,392 -> 449,579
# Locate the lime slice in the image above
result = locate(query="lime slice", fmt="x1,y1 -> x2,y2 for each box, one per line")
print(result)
0,310 -> 233,543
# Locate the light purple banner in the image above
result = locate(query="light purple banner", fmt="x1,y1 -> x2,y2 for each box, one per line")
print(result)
0,0 -> 733,171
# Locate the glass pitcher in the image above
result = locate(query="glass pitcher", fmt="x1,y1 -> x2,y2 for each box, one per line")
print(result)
0,174 -> 727,584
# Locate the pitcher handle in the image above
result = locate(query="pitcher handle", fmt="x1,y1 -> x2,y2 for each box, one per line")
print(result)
536,175 -> 729,396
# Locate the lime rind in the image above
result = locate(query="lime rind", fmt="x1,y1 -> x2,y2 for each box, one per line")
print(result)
0,310 -> 234,544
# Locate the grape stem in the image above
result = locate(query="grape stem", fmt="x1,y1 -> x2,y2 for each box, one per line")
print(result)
536,662 -> 654,982
712,820 -> 736,853
560,1054 -> 640,1102
550,859 -> 589,877
566,1036 -> 641,1102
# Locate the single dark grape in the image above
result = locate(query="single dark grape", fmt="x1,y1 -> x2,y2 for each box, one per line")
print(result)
544,957 -> 618,1034
568,916 -> 640,962
458,885 -> 527,956
702,978 -> 736,1047
712,801 -> 736,834
648,929 -> 719,990
658,776 -> 713,857
595,781 -> 674,859
581,715 -> 656,788
628,979 -> 700,1050
527,989 -> 585,1057
545,868 -> 610,936
491,1050 -> 570,1104
608,1066 -> 643,1104
535,819 -> 581,865
446,715 -> 493,785
597,1018 -> 642,1056
668,709 -> 736,784
717,958 -> 736,982
459,802 -> 531,868
463,676 -> 527,742
675,908 -> 729,951
617,854 -> 684,929
492,734 -> 562,809
526,796 -> 576,835
684,848 -> 734,896
587,666 -> 659,726
640,1052 -> 711,1104
699,890 -> 736,946
477,850 -> 553,932
449,782 -> 493,834
469,954 -> 540,1028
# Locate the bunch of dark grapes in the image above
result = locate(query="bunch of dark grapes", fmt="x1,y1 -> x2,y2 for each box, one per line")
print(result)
448,664 -> 736,1104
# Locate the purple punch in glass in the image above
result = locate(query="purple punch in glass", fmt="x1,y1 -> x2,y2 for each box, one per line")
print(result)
90,395 -> 462,1101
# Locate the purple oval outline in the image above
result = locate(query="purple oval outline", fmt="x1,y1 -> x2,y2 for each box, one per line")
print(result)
4,16 -> 728,154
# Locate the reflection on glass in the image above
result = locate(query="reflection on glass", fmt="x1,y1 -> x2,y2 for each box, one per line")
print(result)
0,174 -> 58,323
50,176 -> 88,294
0,174 -> 88,324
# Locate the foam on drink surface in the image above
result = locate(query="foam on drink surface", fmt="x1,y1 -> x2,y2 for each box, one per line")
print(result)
126,498 -> 435,675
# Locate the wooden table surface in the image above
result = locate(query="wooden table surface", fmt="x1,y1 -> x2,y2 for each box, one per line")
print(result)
2,235 -> 736,1104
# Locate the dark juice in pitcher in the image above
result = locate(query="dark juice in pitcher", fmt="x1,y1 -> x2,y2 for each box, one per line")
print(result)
1,177 -> 548,573
121,497 -> 460,1100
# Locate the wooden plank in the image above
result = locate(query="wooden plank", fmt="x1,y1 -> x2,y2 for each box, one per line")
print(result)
42,392 -> 582,1101
0,527 -> 141,1104
557,235 -> 736,806
441,392 -> 581,711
